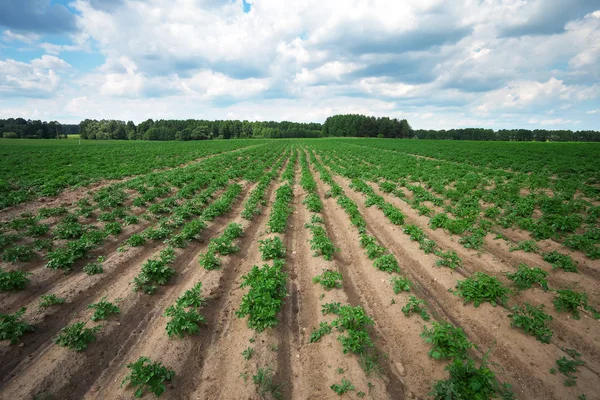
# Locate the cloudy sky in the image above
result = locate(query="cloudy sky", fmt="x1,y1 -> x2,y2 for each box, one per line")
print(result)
0,0 -> 599,129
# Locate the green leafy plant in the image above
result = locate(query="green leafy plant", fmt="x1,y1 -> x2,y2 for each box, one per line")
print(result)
313,270 -> 343,290
253,366 -> 283,400
164,305 -> 205,337
258,237 -> 286,260
373,254 -> 400,273
133,247 -> 177,294
199,249 -> 221,270
0,307 -> 35,344
360,234 -> 386,260
309,321 -> 333,343
509,240 -> 539,253
391,276 -> 412,294
54,321 -> 102,352
553,289 -> 597,320
455,272 -> 510,307
121,356 -> 175,398
330,378 -> 355,395
551,349 -> 585,387
308,224 -> 337,260
543,251 -> 578,273
421,322 -> 473,360
435,250 -> 462,269
508,303 -> 553,344
175,282 -> 206,308
2,245 -> 34,262
242,347 -> 254,360
87,297 -> 120,321
303,193 -> 323,213
506,264 -> 549,291
125,234 -> 146,247
430,355 -> 514,399
236,262 -> 287,332
83,256 -> 105,275
0,269 -> 30,291
165,282 -> 206,337
402,296 -> 430,321
39,294 -> 66,309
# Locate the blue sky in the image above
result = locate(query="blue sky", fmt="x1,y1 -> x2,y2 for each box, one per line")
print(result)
0,0 -> 599,130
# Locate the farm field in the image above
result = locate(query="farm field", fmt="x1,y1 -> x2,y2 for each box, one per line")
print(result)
0,138 -> 599,399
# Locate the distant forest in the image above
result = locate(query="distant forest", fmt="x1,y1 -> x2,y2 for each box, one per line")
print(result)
1,115 -> 598,141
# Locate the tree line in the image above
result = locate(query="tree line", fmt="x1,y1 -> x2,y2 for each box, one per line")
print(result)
79,119 -> 322,140
413,128 -> 600,142
2,116 -> 598,142
321,114 -> 413,138
0,118 -> 70,139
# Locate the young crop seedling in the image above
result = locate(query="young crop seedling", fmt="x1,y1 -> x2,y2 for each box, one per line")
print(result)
308,224 -> 337,260
303,193 -> 323,213
236,262 -> 287,332
122,356 -> 175,398
54,321 -> 102,352
402,296 -> 430,321
253,366 -> 283,400
435,250 -> 462,269
506,264 -> 549,291
309,321 -> 333,343
83,256 -> 105,276
2,245 -> 34,263
509,240 -> 540,253
421,322 -> 473,360
543,251 -> 578,273
455,272 -> 510,307
373,254 -> 400,273
391,276 -> 412,294
199,249 -> 221,270
87,297 -> 120,321
508,303 -> 553,344
360,234 -> 386,260
550,349 -> 585,387
313,269 -> 343,290
133,247 -> 177,294
0,269 -> 30,291
242,347 -> 254,360
330,378 -> 355,395
0,307 -> 35,344
165,282 -> 206,337
258,237 -> 286,260
430,355 -> 514,399
553,289 -> 599,320
164,305 -> 206,337
39,294 -> 66,309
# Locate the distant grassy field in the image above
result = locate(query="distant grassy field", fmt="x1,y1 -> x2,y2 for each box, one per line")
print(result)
0,139 -> 261,208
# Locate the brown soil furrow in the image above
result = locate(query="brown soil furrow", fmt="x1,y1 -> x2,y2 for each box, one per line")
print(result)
83,184 -> 263,400
188,181 -> 285,399
327,172 -> 600,400
311,167 -> 433,399
289,165 -> 392,399
365,183 -> 600,363
0,184 -> 254,399
0,221 -> 152,313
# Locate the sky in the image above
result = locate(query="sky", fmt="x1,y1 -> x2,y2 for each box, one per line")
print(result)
0,0 -> 599,130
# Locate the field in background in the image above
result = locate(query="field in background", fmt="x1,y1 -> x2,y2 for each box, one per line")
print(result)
0,139 -> 598,399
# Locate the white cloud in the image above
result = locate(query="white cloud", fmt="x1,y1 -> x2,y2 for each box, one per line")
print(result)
2,30 -> 41,43
0,56 -> 71,97
1,0 -> 599,129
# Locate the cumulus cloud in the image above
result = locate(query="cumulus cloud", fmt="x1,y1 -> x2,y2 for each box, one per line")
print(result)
0,0 -> 599,129
0,56 -> 71,97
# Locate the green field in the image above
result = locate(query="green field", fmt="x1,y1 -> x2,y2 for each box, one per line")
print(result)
0,138 -> 598,400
